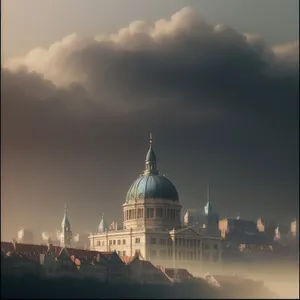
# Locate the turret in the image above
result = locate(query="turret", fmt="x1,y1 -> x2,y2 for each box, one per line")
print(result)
98,214 -> 108,233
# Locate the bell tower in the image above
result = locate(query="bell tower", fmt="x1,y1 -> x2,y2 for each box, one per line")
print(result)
60,204 -> 73,248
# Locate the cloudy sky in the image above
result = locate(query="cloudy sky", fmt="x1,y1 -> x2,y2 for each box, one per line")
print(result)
1,0 -> 299,242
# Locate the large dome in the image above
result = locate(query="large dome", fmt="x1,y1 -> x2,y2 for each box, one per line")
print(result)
126,174 -> 179,204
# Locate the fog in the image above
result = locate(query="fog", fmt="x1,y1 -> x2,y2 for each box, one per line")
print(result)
190,260 -> 299,298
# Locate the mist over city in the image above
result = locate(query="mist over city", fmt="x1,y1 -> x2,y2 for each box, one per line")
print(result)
1,0 -> 299,299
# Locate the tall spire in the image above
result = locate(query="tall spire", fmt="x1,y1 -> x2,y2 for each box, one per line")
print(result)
204,180 -> 212,216
98,213 -> 107,233
60,204 -> 72,248
207,180 -> 210,204
144,133 -> 158,175
61,204 -> 71,229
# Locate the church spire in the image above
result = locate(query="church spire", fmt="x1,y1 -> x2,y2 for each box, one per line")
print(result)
60,204 -> 72,248
61,203 -> 71,229
204,180 -> 212,216
144,133 -> 158,175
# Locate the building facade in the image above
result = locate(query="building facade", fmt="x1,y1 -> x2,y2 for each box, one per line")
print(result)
89,135 -> 222,268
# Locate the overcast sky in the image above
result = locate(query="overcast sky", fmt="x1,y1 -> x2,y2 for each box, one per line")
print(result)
1,0 -> 299,242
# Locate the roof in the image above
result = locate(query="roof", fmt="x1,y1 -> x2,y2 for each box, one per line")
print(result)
164,268 -> 194,280
119,255 -> 134,265
1,241 -> 14,254
139,260 -> 157,271
66,247 -> 99,261
99,252 -> 114,260
12,243 -> 48,261
145,146 -> 157,163
49,245 -> 63,257
61,207 -> 71,229
125,173 -> 179,203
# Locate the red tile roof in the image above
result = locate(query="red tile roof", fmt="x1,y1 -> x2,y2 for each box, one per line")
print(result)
6,243 -> 49,261
119,255 -> 134,265
1,242 -> 118,265
65,247 -> 99,262
1,242 -> 14,254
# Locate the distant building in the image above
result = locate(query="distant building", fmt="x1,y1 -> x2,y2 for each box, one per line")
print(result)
183,209 -> 200,227
183,182 -> 220,237
219,217 -> 258,239
57,205 -> 73,248
17,228 -> 34,244
256,218 -> 277,236
89,135 -> 222,268
290,219 -> 298,239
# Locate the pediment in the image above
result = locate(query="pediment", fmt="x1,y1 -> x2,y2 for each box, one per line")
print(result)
173,227 -> 201,237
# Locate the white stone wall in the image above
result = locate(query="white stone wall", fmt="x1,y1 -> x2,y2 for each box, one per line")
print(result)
123,198 -> 182,231
89,228 -> 222,267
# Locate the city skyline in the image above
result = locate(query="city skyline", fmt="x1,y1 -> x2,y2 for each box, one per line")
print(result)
2,2 -> 299,241
4,135 -> 299,244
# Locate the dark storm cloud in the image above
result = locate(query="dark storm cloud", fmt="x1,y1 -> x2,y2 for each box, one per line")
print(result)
2,7 -> 298,240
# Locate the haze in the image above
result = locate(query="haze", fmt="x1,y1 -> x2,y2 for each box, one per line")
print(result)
1,0 -> 299,242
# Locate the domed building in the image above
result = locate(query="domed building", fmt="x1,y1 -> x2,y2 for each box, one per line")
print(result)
89,135 -> 222,269
123,135 -> 181,231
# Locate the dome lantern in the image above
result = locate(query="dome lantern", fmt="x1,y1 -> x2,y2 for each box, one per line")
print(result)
144,133 -> 158,175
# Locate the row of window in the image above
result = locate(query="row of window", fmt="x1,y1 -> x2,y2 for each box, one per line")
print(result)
97,238 -> 218,250
125,208 -> 180,220
117,251 -> 127,257
150,237 -> 218,250
97,239 -> 127,246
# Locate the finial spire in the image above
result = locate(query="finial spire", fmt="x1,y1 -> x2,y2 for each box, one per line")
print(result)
204,180 -> 212,216
64,203 -> 67,214
207,180 -> 210,203
149,132 -> 153,147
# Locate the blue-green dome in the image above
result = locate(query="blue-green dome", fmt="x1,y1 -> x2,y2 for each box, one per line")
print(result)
126,174 -> 179,203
